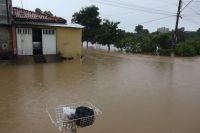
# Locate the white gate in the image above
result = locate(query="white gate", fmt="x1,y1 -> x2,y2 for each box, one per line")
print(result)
16,28 -> 33,55
42,29 -> 56,55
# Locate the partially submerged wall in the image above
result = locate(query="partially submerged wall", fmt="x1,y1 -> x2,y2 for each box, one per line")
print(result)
57,27 -> 82,59
0,25 -> 12,52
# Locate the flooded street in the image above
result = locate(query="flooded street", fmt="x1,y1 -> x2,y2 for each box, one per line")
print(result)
0,49 -> 200,133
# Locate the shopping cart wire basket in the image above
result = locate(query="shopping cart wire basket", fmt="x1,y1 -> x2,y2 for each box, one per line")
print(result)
46,102 -> 102,132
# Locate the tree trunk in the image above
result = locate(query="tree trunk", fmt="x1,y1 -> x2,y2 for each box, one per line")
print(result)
120,48 -> 123,53
86,42 -> 89,48
107,44 -> 110,52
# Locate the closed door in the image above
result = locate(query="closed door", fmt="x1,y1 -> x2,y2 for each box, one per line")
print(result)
42,29 -> 56,55
16,28 -> 33,55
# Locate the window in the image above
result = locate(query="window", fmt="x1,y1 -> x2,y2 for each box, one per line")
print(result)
17,28 -> 32,34
43,29 -> 55,35
17,29 -> 21,34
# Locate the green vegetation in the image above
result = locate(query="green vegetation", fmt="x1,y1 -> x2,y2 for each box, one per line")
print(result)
72,5 -> 200,57
175,38 -> 200,56
71,5 -> 101,48
96,19 -> 120,52
35,8 -> 53,16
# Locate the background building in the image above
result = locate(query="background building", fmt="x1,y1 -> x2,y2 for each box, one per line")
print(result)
0,1 -> 83,61
157,27 -> 170,33
12,7 -> 83,60
0,0 -> 12,55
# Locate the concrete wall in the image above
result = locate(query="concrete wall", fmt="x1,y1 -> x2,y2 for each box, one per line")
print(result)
0,25 -> 12,52
0,16 -> 8,24
0,0 -> 12,54
0,0 -> 12,24
56,27 -> 82,58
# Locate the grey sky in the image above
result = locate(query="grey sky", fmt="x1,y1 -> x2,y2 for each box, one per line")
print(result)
12,0 -> 200,32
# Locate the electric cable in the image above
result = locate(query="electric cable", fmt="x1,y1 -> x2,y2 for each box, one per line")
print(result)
86,0 -> 176,16
121,15 -> 175,28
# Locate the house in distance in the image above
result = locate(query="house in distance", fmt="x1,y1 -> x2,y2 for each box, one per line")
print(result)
12,7 -> 83,59
0,1 -> 83,60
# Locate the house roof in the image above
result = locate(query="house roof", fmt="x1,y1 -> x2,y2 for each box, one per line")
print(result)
13,21 -> 84,29
50,23 -> 84,29
12,7 -> 66,24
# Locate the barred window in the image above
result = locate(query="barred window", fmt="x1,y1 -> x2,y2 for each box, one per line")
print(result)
17,28 -> 32,34
43,29 -> 55,35
17,28 -> 21,34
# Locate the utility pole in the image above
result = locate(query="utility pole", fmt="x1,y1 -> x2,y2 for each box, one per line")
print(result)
171,0 -> 182,57
5,0 -> 10,24
174,0 -> 182,44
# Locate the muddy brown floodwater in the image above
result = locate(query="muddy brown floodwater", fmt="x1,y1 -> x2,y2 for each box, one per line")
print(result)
0,50 -> 200,133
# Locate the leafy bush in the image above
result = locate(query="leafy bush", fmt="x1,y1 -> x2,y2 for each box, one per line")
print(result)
189,39 -> 200,55
159,49 -> 172,56
125,34 -> 152,54
157,34 -> 171,49
175,42 -> 197,56
175,38 -> 200,56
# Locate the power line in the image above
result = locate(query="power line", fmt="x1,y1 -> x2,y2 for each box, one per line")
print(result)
188,6 -> 200,15
103,2 -> 177,18
182,17 -> 200,26
182,13 -> 200,16
183,14 -> 200,24
173,0 -> 182,44
121,15 -> 175,28
181,0 -> 194,12
100,0 -> 175,15
104,0 -> 175,14
183,0 -> 200,2
86,0 -> 176,16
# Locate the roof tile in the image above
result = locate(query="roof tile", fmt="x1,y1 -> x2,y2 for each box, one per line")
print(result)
12,7 -> 66,24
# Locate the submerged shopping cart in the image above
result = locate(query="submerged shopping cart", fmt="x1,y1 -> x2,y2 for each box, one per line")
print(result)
46,102 -> 102,133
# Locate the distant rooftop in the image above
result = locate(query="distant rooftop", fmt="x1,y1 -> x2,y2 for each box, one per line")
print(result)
12,7 -> 67,24
13,21 -> 84,29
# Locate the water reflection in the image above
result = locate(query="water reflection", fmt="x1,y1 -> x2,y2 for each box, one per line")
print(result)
0,50 -> 200,133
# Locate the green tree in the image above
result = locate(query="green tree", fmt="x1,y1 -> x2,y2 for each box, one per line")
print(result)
173,27 -> 185,43
175,41 -> 197,56
35,8 -> 54,16
138,35 -> 152,53
135,25 -> 143,33
135,25 -> 149,34
185,38 -> 200,55
197,28 -> 200,34
122,36 -> 137,53
72,5 -> 101,48
43,11 -> 53,16
114,29 -> 126,52
152,33 -> 171,49
143,29 -> 149,34
149,33 -> 172,56
35,8 -> 42,14
97,20 -> 120,52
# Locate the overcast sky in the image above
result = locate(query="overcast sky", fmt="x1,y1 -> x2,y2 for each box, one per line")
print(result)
12,0 -> 200,32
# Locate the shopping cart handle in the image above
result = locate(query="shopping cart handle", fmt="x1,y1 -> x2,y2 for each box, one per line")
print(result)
46,107 -> 57,126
